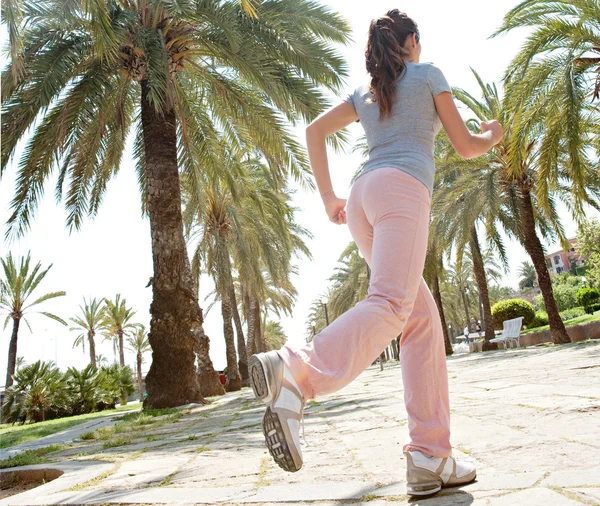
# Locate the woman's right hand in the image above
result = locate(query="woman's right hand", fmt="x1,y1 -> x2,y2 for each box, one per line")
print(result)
480,120 -> 504,145
323,194 -> 347,225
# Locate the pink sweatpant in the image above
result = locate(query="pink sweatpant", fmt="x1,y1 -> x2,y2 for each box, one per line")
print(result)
278,168 -> 451,457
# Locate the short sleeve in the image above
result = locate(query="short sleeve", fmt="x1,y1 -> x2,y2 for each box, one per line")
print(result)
427,65 -> 451,98
344,88 -> 357,110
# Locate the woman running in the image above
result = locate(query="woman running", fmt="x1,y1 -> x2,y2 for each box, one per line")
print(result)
249,9 -> 503,497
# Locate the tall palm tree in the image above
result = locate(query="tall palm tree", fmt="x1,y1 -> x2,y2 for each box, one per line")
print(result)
1,0 -> 350,408
440,264 -> 480,339
187,154 -> 310,391
494,0 -> 600,213
126,325 -> 151,402
433,151 -> 509,349
103,294 -> 137,370
0,252 -> 66,388
450,70 -> 597,344
518,261 -> 537,290
423,240 -> 453,356
69,297 -> 106,368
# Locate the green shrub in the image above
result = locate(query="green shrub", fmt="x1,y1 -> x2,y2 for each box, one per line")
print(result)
576,287 -> 600,310
552,284 -> 579,311
1,361 -> 71,424
491,299 -> 536,330
559,307 -> 586,321
584,302 -> 600,315
528,310 -> 549,329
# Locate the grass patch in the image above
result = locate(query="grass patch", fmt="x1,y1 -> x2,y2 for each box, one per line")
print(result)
523,311 -> 600,334
255,456 -> 270,487
69,462 -> 122,491
78,411 -> 183,443
0,444 -> 66,469
195,445 -> 210,453
102,436 -> 132,449
0,403 -> 142,449
117,408 -> 178,422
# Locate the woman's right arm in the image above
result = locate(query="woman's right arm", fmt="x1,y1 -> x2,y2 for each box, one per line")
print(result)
434,92 -> 503,159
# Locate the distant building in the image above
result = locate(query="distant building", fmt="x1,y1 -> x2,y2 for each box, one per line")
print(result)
545,238 -> 588,275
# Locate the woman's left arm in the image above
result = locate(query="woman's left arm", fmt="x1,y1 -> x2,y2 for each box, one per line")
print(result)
306,102 -> 359,225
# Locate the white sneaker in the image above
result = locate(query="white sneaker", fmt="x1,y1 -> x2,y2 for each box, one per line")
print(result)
405,450 -> 476,496
249,351 -> 305,472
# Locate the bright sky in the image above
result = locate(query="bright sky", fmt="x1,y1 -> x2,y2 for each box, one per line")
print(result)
1,0 -> 598,382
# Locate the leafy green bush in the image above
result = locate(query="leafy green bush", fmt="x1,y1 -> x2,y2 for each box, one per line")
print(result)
491,299 -> 535,330
1,361 -> 70,424
528,310 -> 549,329
552,284 -> 579,311
2,362 -> 135,424
584,302 -> 600,315
576,287 -> 600,310
533,285 -> 580,312
559,307 -> 586,321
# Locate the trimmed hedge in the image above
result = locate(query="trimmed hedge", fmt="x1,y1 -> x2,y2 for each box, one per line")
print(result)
491,299 -> 535,330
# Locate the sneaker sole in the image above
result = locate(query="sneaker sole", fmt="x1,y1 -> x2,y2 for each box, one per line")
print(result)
263,407 -> 300,473
407,483 -> 442,496
249,355 -> 272,404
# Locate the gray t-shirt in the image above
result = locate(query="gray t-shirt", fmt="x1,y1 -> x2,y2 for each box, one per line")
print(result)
345,62 -> 451,195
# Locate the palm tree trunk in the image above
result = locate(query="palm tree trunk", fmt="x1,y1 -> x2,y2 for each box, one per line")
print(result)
194,329 -> 226,397
246,295 -> 256,357
230,284 -> 249,386
139,81 -> 207,408
118,330 -> 125,368
461,284 -> 471,331
518,184 -> 570,344
5,317 -> 20,389
117,329 -> 128,406
221,296 -> 242,392
432,273 -> 453,356
88,330 -> 97,369
137,352 -> 143,401
469,226 -> 497,350
254,299 -> 265,353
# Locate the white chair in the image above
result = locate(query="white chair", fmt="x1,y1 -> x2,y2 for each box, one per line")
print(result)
490,317 -> 524,349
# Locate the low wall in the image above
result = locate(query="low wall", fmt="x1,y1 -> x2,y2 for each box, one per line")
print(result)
469,320 -> 600,352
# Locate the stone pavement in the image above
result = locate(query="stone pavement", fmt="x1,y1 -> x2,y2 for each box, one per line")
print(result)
1,340 -> 599,505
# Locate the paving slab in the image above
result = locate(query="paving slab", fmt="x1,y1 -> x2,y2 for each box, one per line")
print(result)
487,487 -> 583,505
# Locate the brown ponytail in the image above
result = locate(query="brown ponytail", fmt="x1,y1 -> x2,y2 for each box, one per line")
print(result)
366,10 -> 418,119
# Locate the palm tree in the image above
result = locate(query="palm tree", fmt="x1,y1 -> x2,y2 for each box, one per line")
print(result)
423,240 -> 453,356
433,154 -> 509,349
187,153 -> 310,391
103,295 -> 137,369
1,0 -> 350,408
518,261 -> 537,290
494,0 -> 600,213
0,252 -> 66,388
264,321 -> 287,351
69,297 -> 106,368
450,70 -> 596,344
126,325 -> 151,402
